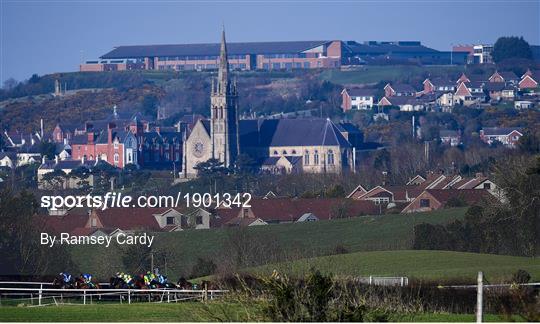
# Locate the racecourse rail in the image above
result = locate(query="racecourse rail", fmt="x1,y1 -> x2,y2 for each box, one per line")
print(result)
0,281 -> 228,307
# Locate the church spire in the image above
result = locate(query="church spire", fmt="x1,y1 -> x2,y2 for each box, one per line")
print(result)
218,26 -> 229,94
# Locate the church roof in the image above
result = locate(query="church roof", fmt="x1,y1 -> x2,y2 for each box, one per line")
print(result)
237,118 -> 353,148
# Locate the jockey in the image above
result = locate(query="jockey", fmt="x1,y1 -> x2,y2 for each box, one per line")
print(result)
60,272 -> 72,283
157,274 -> 167,285
143,271 -> 153,286
81,273 -> 92,284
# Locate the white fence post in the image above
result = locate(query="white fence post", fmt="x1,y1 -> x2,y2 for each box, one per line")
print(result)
128,289 -> 131,304
83,290 -> 86,305
476,271 -> 483,323
369,276 -> 373,285
38,284 -> 42,306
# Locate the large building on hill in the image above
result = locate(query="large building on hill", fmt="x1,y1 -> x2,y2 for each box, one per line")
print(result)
80,39 -> 465,72
181,30 -> 358,178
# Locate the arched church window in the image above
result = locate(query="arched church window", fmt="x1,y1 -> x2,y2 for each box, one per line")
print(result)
282,150 -> 287,155
304,150 -> 310,165
328,150 -> 334,165
273,150 -> 278,155
314,150 -> 319,165
291,150 -> 297,154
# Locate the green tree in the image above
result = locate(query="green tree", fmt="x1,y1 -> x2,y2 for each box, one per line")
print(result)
0,190 -> 74,276
142,94 -> 159,117
492,36 -> 533,63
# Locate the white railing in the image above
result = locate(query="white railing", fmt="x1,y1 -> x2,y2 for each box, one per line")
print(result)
356,276 -> 409,286
0,282 -> 228,307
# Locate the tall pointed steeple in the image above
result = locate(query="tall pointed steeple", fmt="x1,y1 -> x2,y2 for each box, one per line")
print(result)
218,26 -> 229,94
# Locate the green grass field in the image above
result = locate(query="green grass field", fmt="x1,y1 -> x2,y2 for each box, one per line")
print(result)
0,303 -> 517,322
69,208 -> 467,279
246,250 -> 540,282
320,65 -> 466,85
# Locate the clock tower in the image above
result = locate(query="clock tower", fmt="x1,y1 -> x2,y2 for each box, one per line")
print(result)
210,28 -> 240,168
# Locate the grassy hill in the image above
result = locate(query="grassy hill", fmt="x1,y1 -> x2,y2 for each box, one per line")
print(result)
320,65 -> 468,85
69,208 -> 467,279
246,250 -> 540,282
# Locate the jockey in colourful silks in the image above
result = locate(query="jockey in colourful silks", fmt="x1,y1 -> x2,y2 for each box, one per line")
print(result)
60,272 -> 72,284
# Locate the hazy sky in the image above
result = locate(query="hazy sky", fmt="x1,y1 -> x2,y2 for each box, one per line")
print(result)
1,0 -> 539,83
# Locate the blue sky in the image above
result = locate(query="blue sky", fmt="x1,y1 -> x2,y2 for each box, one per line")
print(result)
1,0 -> 539,83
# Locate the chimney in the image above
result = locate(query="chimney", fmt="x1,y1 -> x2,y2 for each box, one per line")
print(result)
87,132 -> 94,144
107,123 -> 115,144
54,155 -> 59,164
475,172 -> 483,178
42,156 -> 46,164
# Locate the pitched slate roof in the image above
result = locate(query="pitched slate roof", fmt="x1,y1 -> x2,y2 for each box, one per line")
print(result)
426,189 -> 493,205
481,127 -> 523,136
247,118 -> 352,148
483,82 -> 506,91
439,130 -> 459,137
388,83 -> 417,93
345,88 -> 377,97
498,71 -> 518,81
102,41 -> 330,59
346,42 -> 438,55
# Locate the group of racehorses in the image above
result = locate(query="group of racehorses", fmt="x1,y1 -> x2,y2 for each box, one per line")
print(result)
52,272 -> 212,290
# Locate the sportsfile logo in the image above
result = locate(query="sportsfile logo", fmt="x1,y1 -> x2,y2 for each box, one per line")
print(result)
40,192 -> 252,210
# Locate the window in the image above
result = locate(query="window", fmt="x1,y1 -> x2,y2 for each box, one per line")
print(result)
483,183 -> 491,190
327,150 -> 334,165
304,151 -> 309,165
196,216 -> 203,225
303,62 -> 310,68
243,208 -> 249,218
291,150 -> 297,154
314,150 -> 319,165
273,150 -> 279,155
420,199 -> 430,208
114,141 -> 119,149
91,218 -> 97,227
166,217 -> 175,225
114,153 -> 119,163
282,150 -> 287,155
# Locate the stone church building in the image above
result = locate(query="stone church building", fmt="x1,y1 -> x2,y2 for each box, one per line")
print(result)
182,30 -> 360,178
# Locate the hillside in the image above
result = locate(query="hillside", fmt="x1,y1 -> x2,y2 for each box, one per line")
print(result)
246,250 -> 540,282
69,208 -> 467,280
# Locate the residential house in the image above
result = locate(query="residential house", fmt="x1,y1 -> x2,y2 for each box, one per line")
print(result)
479,127 -> 523,147
37,156 -> 96,189
0,152 -> 16,168
39,206 -> 211,236
215,198 -> 381,227
384,83 -> 417,97
488,71 -> 519,84
483,82 -> 513,101
455,82 -> 486,106
341,88 -> 377,111
422,78 -> 456,94
439,130 -> 461,146
401,189 -> 493,213
378,96 -> 428,111
519,69 -> 540,90
514,100 -> 534,110
70,122 -> 138,168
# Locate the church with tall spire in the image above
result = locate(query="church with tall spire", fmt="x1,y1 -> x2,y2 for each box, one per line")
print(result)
182,29 -> 358,178
183,28 -> 240,178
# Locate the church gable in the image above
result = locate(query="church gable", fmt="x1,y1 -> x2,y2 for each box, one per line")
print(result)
184,120 -> 212,178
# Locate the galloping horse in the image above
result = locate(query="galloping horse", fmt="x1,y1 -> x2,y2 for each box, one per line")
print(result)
74,276 -> 100,289
52,273 -> 75,289
176,277 -> 194,290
